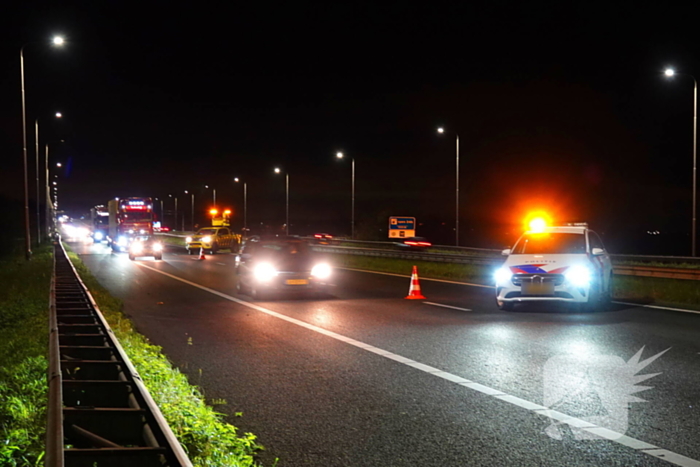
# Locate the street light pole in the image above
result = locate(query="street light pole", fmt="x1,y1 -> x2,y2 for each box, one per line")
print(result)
664,69 -> 698,256
20,37 -> 64,259
234,178 -> 248,236
184,191 -> 195,231
20,44 -> 31,259
34,119 -> 40,244
336,152 -> 356,239
45,139 -> 64,239
274,168 -> 289,235
437,127 -> 460,246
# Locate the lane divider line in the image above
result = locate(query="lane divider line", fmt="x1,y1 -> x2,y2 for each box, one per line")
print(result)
423,301 -> 472,312
340,267 -> 700,316
135,262 -> 700,467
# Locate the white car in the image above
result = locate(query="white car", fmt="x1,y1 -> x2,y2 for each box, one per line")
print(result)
494,224 -> 613,311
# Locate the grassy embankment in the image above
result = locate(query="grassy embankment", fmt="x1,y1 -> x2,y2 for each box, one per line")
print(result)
0,244 -> 52,466
0,240 -> 265,466
329,254 -> 700,310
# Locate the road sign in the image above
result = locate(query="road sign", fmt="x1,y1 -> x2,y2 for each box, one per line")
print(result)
388,216 -> 416,238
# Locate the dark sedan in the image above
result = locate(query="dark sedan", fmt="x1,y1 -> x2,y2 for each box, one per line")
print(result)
235,237 -> 332,299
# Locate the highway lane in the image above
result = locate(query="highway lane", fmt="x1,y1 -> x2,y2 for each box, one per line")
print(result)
70,240 -> 700,466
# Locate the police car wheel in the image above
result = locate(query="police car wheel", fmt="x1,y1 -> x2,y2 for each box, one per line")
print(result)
496,299 -> 514,311
580,282 -> 602,312
154,253 -> 162,261
128,253 -> 135,261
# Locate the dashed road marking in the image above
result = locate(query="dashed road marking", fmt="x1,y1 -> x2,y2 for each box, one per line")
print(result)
136,262 -> 700,467
423,301 -> 472,312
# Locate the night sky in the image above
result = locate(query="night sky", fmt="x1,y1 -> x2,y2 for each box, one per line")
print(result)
2,2 -> 699,253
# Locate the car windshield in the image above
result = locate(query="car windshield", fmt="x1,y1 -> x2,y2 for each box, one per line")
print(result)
512,232 -> 586,254
257,241 -> 309,256
198,229 -> 217,235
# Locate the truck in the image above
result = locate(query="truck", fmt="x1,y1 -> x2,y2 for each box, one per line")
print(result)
90,205 -> 110,242
107,197 -> 155,251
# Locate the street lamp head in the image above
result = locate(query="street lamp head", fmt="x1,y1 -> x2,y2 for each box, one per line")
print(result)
234,177 -> 240,182
56,162 -> 62,167
664,68 -> 675,77
437,127 -> 445,134
274,167 -> 281,174
336,152 -> 344,159
52,36 -> 65,46
55,112 -> 62,118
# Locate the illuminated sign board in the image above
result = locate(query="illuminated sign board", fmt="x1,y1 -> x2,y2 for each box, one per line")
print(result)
388,216 -> 416,238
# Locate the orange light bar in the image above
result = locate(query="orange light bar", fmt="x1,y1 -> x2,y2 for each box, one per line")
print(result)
209,209 -> 218,216
223,209 -> 231,215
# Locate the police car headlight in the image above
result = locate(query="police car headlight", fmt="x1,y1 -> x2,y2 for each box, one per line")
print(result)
131,242 -> 144,254
153,243 -> 163,252
93,231 -> 104,241
565,265 -> 592,287
117,236 -> 128,247
128,229 -> 134,234
202,236 -> 212,243
253,263 -> 277,282
494,267 -> 512,284
186,236 -> 193,243
311,263 -> 332,280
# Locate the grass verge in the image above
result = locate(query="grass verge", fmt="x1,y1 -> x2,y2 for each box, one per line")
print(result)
64,246 -> 264,466
330,253 -> 700,310
0,244 -> 53,467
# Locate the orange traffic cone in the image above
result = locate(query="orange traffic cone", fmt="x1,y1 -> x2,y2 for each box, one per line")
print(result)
405,265 -> 426,299
198,247 -> 206,260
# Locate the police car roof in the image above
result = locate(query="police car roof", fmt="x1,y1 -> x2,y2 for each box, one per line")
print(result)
526,226 -> 587,234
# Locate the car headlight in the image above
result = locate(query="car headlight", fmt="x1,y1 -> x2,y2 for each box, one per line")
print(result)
131,242 -> 144,254
139,229 -> 146,234
117,236 -> 128,247
565,265 -> 592,287
93,231 -> 104,241
186,236 -> 193,243
311,263 -> 332,280
153,243 -> 163,252
201,236 -> 212,243
494,267 -> 513,284
253,263 -> 278,282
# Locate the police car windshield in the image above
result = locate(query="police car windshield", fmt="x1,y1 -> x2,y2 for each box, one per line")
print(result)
512,232 -> 586,254
198,229 -> 217,235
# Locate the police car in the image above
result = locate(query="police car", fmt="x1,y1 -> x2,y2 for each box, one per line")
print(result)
494,222 -> 613,312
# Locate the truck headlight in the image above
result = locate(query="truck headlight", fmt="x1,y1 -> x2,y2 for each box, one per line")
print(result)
153,243 -> 163,252
253,263 -> 277,282
201,236 -> 212,243
494,267 -> 512,284
565,265 -> 592,287
311,263 -> 332,280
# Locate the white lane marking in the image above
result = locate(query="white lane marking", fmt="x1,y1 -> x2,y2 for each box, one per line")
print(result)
423,301 -> 472,312
341,267 -> 700,316
135,261 -> 700,467
216,262 -> 227,266
613,300 -> 700,315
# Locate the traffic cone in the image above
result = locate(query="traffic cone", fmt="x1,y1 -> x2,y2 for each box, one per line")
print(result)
198,247 -> 206,260
405,265 -> 426,299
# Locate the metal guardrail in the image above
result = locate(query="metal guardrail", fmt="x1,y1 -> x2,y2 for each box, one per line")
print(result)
313,244 -> 700,281
48,239 -> 192,467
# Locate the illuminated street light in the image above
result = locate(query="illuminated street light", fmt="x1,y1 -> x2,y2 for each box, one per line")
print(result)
184,190 -> 195,231
234,177 -> 248,236
274,168 -> 289,235
437,126 -> 460,246
20,36 -> 65,259
336,151 -> 356,239
204,184 -> 216,206
168,194 -> 178,231
664,67 -> 697,256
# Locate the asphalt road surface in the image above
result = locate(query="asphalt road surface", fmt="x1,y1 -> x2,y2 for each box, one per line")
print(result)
69,240 -> 700,467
